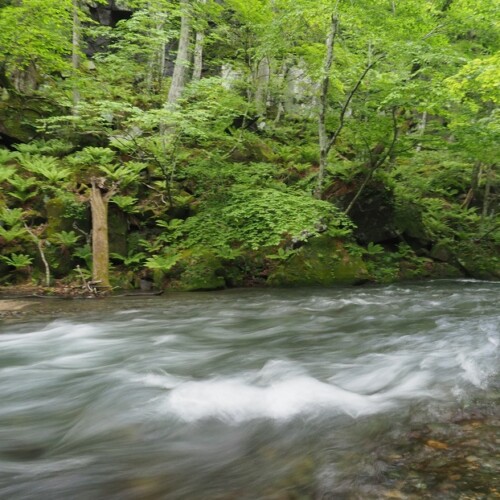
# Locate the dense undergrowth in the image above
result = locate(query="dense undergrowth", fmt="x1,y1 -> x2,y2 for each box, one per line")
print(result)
0,0 -> 498,291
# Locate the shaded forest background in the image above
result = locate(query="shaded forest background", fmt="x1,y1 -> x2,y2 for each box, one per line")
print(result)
0,0 -> 498,291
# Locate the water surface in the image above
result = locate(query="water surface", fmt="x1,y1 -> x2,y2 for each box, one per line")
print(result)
0,281 -> 498,499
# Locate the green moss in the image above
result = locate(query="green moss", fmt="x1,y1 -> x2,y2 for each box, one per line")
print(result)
267,236 -> 368,286
45,197 -> 76,238
399,257 -> 462,280
174,251 -> 226,291
108,208 -> 128,256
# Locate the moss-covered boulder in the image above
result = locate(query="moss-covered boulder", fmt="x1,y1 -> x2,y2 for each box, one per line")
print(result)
108,207 -> 128,256
174,251 -> 226,291
45,197 -> 81,238
431,240 -> 500,280
267,237 -> 368,286
455,248 -> 500,280
399,257 -> 463,280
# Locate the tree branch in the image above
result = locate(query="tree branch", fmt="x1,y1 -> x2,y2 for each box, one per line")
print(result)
326,55 -> 384,153
345,107 -> 399,215
23,223 -> 51,287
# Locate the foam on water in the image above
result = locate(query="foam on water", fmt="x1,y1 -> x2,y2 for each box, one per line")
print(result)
160,358 -> 439,423
163,376 -> 390,422
0,281 -> 498,499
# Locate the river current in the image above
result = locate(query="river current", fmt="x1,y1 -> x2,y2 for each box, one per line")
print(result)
0,281 -> 498,499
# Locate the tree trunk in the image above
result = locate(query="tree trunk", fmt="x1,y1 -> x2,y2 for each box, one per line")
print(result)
167,0 -> 192,104
192,30 -> 204,81
481,164 -> 493,221
72,0 -> 81,113
90,178 -> 114,289
192,0 -> 206,81
415,111 -> 427,152
255,57 -> 270,115
315,15 -> 339,199
146,17 -> 167,93
461,161 -> 482,209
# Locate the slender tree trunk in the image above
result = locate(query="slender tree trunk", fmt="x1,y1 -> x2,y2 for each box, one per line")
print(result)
192,0 -> 206,81
255,57 -> 271,115
72,0 -> 81,113
316,15 -> 339,199
24,224 -> 51,287
146,17 -> 166,93
192,30 -> 204,80
90,178 -> 116,290
167,0 -> 192,104
415,111 -> 427,152
461,161 -> 482,209
481,165 -> 493,221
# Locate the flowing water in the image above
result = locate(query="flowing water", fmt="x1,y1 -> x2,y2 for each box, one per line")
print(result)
0,281 -> 498,499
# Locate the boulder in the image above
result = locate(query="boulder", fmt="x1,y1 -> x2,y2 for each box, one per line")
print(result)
267,236 -> 368,286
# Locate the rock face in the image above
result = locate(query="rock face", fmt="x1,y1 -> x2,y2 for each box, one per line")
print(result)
348,186 -> 399,245
0,94 -> 40,144
87,0 -> 133,27
327,180 -> 399,245
267,236 -> 368,286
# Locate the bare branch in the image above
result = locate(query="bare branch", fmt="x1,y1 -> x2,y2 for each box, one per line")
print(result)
24,223 -> 51,287
345,107 -> 399,215
326,55 -> 384,153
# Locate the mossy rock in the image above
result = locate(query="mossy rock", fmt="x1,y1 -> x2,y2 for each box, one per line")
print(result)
45,196 -> 88,238
0,102 -> 36,143
428,240 -> 500,280
394,200 -> 431,244
267,237 -> 368,286
399,258 -> 463,280
108,207 -> 128,256
457,254 -> 500,280
430,241 -> 454,263
174,251 -> 226,291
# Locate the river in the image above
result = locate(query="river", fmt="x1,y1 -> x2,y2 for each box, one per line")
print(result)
0,280 -> 498,499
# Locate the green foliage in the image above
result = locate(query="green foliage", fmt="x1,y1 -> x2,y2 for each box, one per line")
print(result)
0,225 -> 28,243
0,0 -> 73,77
0,165 -> 15,184
49,230 -> 81,248
0,149 -> 16,165
0,0 -> 498,287
175,188 -> 352,252
14,140 -> 73,156
145,252 -> 180,272
110,250 -> 146,270
67,147 -> 116,167
364,242 -> 384,256
0,253 -> 33,269
99,162 -> 146,186
72,244 -> 92,268
18,155 -> 73,184
266,247 -> 297,261
110,195 -> 139,213
0,207 -> 24,227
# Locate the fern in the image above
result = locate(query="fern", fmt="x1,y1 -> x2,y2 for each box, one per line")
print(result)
7,175 -> 38,202
145,252 -> 180,271
111,195 -> 139,212
0,165 -> 15,183
0,253 -> 33,269
0,225 -> 28,242
50,230 -> 81,248
0,207 -> 25,227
